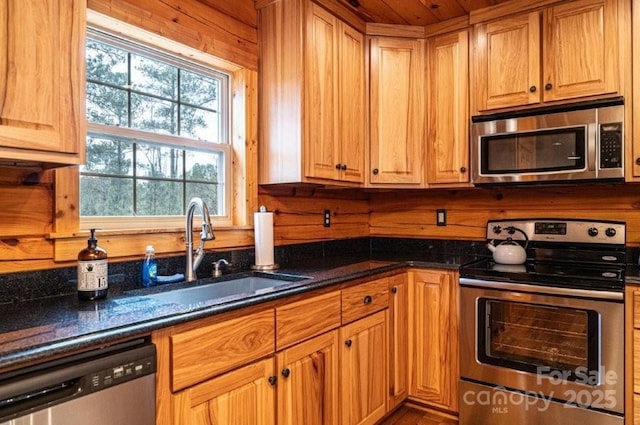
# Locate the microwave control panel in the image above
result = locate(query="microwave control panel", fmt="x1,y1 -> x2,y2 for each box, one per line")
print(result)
599,122 -> 622,169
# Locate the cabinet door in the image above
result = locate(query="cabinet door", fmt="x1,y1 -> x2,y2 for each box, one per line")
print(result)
338,22 -> 365,183
369,37 -> 424,186
543,0 -> 618,102
426,30 -> 469,185
474,12 -> 541,111
340,310 -> 387,425
388,274 -> 408,410
174,358 -> 276,425
409,269 -> 459,412
305,3 -> 339,181
277,331 -> 339,425
0,0 -> 85,165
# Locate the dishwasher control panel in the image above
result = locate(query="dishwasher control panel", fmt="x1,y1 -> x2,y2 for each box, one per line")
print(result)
85,351 -> 156,393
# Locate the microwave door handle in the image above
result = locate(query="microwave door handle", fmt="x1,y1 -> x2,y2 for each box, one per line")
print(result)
587,122 -> 597,171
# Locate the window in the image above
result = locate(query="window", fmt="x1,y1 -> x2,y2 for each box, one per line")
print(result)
82,29 -> 231,226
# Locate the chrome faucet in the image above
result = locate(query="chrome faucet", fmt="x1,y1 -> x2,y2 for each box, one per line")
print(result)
185,197 -> 215,282
212,258 -> 230,278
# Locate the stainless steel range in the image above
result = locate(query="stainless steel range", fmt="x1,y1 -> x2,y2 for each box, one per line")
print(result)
459,219 -> 625,425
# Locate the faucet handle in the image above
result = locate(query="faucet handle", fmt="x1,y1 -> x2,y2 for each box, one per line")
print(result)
212,259 -> 231,277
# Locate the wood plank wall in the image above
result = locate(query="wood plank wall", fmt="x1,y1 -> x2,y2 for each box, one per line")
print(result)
370,184 -> 640,246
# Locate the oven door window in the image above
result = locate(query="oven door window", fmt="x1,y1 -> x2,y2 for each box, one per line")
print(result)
480,126 -> 586,175
477,298 -> 599,381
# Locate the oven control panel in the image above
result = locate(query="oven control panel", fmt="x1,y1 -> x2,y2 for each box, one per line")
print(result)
487,219 -> 625,245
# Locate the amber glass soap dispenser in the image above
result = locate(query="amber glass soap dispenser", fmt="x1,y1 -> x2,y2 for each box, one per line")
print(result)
77,228 -> 108,301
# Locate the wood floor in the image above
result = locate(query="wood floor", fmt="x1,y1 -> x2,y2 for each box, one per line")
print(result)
379,405 -> 458,425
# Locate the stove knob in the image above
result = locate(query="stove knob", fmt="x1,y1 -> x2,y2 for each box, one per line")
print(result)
587,227 -> 599,237
605,227 -> 617,237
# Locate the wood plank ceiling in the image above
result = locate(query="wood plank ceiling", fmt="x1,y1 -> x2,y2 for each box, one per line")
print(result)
331,0 -> 514,25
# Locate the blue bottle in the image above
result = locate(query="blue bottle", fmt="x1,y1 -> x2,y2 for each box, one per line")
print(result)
141,245 -> 158,287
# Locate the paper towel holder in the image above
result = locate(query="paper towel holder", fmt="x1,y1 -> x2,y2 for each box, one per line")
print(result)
252,205 -> 279,271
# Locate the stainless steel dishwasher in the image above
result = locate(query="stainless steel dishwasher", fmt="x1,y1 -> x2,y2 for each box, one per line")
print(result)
0,338 -> 156,425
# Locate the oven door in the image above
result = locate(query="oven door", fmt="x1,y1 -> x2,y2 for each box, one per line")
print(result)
459,280 -> 624,415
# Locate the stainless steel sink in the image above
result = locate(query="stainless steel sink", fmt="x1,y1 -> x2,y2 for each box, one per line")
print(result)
144,272 -> 311,307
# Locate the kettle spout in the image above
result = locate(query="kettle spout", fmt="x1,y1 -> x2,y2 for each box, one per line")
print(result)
486,241 -> 496,252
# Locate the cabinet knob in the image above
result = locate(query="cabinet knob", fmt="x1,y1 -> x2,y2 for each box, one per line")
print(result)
460,166 -> 467,173
268,376 -> 277,386
335,163 -> 342,170
363,295 -> 373,305
281,368 -> 291,378
545,83 -> 553,91
341,164 -> 347,171
529,85 -> 537,93
391,286 -> 397,294
345,339 -> 352,348
635,157 -> 640,166
372,168 -> 379,175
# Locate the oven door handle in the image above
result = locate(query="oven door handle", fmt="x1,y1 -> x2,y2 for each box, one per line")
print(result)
459,277 -> 623,301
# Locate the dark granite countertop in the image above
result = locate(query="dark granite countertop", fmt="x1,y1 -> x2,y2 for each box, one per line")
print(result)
0,252 -> 479,372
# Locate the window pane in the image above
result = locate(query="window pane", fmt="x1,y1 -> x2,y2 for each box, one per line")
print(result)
186,182 -> 221,215
185,150 -> 222,182
180,70 -> 218,109
83,135 -> 133,176
137,180 -> 183,215
130,93 -> 177,134
80,176 -> 133,216
136,143 -> 184,179
86,40 -> 128,86
131,54 -> 178,99
86,82 -> 129,126
180,105 -> 220,141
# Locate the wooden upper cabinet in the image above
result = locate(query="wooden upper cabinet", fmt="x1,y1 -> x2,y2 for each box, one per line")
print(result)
369,37 -> 425,186
474,12 -> 541,111
426,30 -> 470,186
543,0 -> 618,102
473,0 -> 619,112
305,4 -> 365,183
258,0 -> 364,185
0,0 -> 86,167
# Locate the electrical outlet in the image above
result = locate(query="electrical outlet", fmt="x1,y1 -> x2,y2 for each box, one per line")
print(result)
324,209 -> 331,227
436,209 -> 447,226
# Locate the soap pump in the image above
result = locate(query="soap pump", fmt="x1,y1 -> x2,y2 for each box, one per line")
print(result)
77,228 -> 108,301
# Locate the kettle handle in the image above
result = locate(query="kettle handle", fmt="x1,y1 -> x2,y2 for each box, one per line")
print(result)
506,226 -> 529,249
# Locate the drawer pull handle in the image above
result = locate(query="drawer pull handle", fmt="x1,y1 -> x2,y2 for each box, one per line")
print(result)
281,368 -> 291,378
391,286 -> 398,294
345,339 -> 352,348
363,295 -> 372,305
268,376 -> 277,386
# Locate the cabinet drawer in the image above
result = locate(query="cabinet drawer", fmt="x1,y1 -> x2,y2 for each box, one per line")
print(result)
276,290 -> 341,350
170,309 -> 275,391
341,278 -> 389,324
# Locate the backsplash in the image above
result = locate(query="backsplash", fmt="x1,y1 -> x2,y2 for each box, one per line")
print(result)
0,236 -> 626,304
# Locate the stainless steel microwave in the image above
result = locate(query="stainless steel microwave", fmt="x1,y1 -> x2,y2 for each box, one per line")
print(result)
470,98 -> 624,185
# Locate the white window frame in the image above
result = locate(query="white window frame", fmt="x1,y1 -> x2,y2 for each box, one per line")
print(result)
82,13 -> 234,230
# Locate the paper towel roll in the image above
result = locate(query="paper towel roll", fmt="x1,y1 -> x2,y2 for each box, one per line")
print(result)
254,208 -> 275,268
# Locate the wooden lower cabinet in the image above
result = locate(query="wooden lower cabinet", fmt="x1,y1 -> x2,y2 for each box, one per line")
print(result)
340,309 -> 388,425
388,273 -> 409,410
276,330 -> 340,425
408,269 -> 459,413
173,357 -> 276,425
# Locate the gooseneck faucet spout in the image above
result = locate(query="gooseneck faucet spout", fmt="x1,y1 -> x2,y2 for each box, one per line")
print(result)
185,197 -> 215,282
